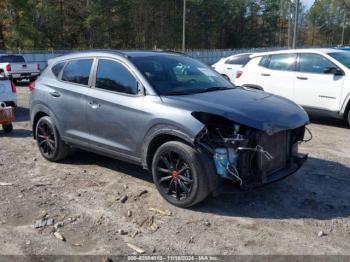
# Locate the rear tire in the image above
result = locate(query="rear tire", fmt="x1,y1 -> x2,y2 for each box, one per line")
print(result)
35,116 -> 70,162
348,111 -> 350,127
2,123 -> 13,133
152,141 -> 213,207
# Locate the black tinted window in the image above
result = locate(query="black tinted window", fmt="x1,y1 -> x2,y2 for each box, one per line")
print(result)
225,54 -> 251,65
95,59 -> 138,95
51,62 -> 65,78
0,55 -> 25,63
62,59 -> 93,85
267,54 -> 296,71
299,53 -> 335,74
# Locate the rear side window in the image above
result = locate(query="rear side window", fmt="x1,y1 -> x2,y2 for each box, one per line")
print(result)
259,56 -> 270,67
267,54 -> 296,71
51,62 -> 65,78
225,54 -> 251,65
298,53 -> 335,74
0,55 -> 25,63
95,59 -> 138,95
61,59 -> 93,85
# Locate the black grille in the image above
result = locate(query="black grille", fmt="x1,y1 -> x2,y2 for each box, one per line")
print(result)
257,131 -> 289,177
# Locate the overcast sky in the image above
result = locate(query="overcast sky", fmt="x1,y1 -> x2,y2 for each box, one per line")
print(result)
301,0 -> 315,9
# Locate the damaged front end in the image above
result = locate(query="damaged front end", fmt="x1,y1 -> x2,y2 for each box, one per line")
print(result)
193,112 -> 309,189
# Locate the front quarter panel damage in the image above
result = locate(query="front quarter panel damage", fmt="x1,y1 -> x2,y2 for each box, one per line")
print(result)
192,111 -> 309,189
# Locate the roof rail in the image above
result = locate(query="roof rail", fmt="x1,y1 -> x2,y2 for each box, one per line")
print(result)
157,49 -> 188,56
70,49 -> 129,58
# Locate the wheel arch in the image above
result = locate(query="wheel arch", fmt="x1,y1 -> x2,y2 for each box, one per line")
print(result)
31,105 -> 62,139
141,126 -> 196,170
341,94 -> 350,120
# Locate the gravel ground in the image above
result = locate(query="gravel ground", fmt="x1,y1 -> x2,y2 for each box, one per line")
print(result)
0,86 -> 350,256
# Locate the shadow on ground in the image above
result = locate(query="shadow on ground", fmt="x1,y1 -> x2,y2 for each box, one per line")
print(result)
0,128 -> 32,137
59,150 -> 350,220
309,115 -> 349,129
61,150 -> 153,183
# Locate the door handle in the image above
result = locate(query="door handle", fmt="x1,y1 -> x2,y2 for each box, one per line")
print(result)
89,101 -> 101,109
49,91 -> 61,97
297,76 -> 308,80
261,73 -> 270,76
227,67 -> 232,70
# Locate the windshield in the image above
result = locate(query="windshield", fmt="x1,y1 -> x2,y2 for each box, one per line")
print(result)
0,55 -> 25,63
130,55 -> 234,95
328,52 -> 350,69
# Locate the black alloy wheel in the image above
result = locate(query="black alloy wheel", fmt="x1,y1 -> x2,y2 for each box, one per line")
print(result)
37,120 -> 56,158
35,116 -> 71,162
152,141 -> 213,207
155,150 -> 193,201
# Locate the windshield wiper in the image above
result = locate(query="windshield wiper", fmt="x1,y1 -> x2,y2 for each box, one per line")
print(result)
164,91 -> 193,96
196,86 -> 234,93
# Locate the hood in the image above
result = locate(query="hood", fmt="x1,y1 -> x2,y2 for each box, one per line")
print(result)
162,88 -> 309,135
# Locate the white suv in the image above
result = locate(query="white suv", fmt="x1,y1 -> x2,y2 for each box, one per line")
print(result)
235,48 -> 350,126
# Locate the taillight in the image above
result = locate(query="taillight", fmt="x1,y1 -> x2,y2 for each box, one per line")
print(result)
236,70 -> 243,79
6,64 -> 11,72
37,64 -> 40,71
29,81 -> 36,91
10,80 -> 16,93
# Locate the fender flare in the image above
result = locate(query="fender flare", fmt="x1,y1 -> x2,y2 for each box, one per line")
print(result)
141,124 -> 197,169
340,93 -> 350,117
31,104 -> 63,139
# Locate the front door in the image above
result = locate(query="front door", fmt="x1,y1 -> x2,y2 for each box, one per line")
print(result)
87,58 -> 148,158
294,53 -> 344,111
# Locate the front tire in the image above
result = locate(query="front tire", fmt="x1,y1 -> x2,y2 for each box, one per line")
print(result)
35,116 -> 70,162
152,141 -> 212,207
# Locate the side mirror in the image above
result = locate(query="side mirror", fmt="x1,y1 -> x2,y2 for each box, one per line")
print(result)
137,82 -> 146,95
324,67 -> 344,76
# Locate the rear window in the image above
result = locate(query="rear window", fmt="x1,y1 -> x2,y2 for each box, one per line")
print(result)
262,54 -> 297,71
0,55 -> 25,63
51,62 -> 65,78
61,59 -> 93,85
225,54 -> 251,65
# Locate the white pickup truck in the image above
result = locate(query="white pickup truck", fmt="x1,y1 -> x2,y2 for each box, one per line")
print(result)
0,54 -> 40,83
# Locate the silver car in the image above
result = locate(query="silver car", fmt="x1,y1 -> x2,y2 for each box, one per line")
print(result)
30,51 -> 309,207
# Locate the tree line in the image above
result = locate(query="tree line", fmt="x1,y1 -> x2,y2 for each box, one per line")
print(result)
0,0 -> 350,51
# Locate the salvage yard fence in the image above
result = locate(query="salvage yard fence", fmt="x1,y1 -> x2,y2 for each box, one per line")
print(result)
0,47 -> 287,70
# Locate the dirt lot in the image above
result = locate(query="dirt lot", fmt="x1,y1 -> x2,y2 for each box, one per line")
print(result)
0,86 -> 350,256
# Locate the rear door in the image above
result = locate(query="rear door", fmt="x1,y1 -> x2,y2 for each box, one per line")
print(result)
256,53 -> 297,100
87,58 -> 148,158
294,53 -> 344,111
46,58 -> 93,144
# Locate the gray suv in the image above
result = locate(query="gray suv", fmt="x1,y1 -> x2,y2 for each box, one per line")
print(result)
30,51 -> 309,207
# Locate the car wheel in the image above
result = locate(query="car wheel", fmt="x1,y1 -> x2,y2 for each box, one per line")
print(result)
348,111 -> 350,127
35,116 -> 70,162
152,141 -> 212,207
2,123 -> 13,133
